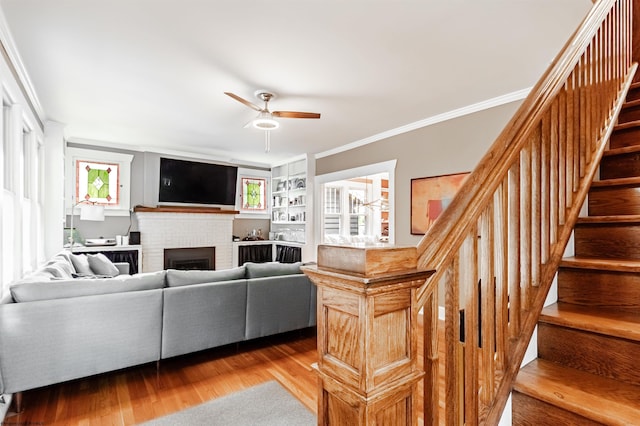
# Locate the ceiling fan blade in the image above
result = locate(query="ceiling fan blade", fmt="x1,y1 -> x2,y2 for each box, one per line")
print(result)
272,111 -> 321,119
224,92 -> 262,111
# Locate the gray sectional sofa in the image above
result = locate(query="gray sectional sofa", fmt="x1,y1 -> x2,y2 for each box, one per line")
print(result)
0,251 -> 316,405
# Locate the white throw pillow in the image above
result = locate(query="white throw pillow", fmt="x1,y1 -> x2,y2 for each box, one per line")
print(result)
70,253 -> 93,275
87,253 -> 120,277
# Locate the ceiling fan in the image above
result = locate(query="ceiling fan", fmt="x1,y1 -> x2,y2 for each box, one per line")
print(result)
224,90 -> 321,152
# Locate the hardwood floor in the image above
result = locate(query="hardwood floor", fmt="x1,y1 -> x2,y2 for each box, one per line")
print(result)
6,329 -> 318,425
5,316 -> 443,425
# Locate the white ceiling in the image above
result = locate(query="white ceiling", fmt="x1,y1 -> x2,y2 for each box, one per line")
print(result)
0,0 -> 591,167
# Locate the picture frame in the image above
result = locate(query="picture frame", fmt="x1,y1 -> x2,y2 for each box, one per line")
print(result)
410,172 -> 470,235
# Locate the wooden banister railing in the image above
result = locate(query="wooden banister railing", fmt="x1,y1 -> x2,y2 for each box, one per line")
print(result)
416,0 -> 637,424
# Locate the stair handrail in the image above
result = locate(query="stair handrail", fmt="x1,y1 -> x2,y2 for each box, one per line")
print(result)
415,0 -> 636,423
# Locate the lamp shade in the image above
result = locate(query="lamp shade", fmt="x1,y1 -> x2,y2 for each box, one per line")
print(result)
79,204 -> 105,221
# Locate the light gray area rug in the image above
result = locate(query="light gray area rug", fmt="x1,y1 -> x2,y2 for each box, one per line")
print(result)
139,381 -> 316,426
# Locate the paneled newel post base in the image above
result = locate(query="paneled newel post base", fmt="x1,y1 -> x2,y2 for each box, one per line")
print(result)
303,245 -> 434,425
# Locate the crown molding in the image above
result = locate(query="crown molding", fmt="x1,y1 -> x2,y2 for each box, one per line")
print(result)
315,88 -> 531,159
0,8 -> 45,130
66,136 -> 272,170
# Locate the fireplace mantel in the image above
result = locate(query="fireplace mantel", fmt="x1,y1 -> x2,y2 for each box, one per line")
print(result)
134,205 -> 239,215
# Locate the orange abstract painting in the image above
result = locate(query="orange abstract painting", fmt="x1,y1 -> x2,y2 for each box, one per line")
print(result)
410,172 -> 469,235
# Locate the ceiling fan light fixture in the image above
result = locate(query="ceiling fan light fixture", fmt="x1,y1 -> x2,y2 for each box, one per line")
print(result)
252,111 -> 279,130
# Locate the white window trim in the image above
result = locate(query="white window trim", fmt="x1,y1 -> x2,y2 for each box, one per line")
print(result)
235,167 -> 270,219
65,147 -> 133,216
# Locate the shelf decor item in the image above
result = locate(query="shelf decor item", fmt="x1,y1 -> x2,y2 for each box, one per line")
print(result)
410,172 -> 469,235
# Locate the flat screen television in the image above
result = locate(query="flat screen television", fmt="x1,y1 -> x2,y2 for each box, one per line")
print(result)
158,157 -> 238,206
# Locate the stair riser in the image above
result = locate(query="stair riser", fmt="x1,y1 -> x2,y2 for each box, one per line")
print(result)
538,323 -> 640,386
610,127 -> 640,149
618,105 -> 640,123
558,267 -> 640,308
588,185 -> 640,215
625,87 -> 640,102
512,392 -> 603,426
574,223 -> 640,259
599,152 -> 640,180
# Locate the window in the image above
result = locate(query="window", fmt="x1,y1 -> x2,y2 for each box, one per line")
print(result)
65,147 -> 133,216
22,126 -> 33,199
2,101 -> 11,191
0,96 -> 45,298
348,188 -> 367,236
323,186 -> 341,235
316,161 -> 395,244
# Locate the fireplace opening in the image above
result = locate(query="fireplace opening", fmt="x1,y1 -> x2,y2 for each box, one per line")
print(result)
164,246 -> 215,270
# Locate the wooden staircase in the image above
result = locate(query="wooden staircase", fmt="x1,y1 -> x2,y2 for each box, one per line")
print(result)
513,81 -> 640,425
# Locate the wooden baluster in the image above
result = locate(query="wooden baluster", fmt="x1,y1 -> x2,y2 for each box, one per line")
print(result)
520,144 -> 532,309
566,71 -> 576,207
479,204 -> 495,405
461,231 -> 479,425
531,123 -> 542,287
541,110 -> 551,264
550,98 -> 559,246
558,85 -> 567,226
595,30 -> 602,151
579,53 -> 587,179
494,181 -> 509,370
444,260 -> 462,426
423,279 -> 439,426
584,43 -> 593,165
573,60 -> 581,193
508,162 -> 521,338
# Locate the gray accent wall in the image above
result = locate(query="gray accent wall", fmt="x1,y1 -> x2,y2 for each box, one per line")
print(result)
66,143 -> 271,242
315,100 -> 522,248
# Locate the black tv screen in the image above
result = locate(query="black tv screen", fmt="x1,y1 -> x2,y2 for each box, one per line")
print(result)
158,158 -> 238,206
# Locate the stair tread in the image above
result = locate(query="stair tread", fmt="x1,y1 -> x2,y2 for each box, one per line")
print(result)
540,302 -> 640,341
515,359 -> 640,424
613,119 -> 640,131
576,214 -> 640,224
622,98 -> 640,109
603,143 -> 640,156
560,256 -> 640,272
590,176 -> 640,188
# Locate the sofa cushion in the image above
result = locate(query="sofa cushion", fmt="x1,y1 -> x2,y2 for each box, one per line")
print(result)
244,262 -> 302,278
70,253 -> 93,275
87,253 -> 120,277
40,262 -> 74,280
166,266 -> 246,287
10,270 -> 166,303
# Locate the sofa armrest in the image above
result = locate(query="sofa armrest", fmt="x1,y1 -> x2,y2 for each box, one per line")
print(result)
114,262 -> 130,275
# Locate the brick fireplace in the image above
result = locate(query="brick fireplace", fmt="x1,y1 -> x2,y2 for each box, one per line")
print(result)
135,206 -> 236,272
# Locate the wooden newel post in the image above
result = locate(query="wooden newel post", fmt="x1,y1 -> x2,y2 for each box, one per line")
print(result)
302,244 -> 434,425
